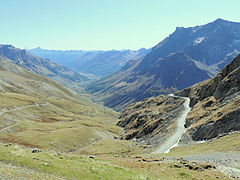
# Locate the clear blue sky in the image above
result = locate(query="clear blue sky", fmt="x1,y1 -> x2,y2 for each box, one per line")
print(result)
1,0 -> 240,50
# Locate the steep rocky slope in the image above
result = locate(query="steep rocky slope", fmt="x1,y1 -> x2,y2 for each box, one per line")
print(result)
28,47 -> 150,77
87,19 -> 240,110
117,95 -> 185,146
117,53 -> 240,148
176,53 -> 240,142
0,45 -> 90,93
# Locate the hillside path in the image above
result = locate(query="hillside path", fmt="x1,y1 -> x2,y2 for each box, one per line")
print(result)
0,103 -> 46,133
152,94 -> 191,154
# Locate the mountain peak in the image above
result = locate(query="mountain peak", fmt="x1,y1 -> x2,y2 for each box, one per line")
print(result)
211,18 -> 240,25
214,18 -> 226,23
0,44 -> 15,49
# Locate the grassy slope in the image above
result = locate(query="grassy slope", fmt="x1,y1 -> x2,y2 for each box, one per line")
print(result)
0,143 -> 147,179
0,91 -> 120,151
165,131 -> 240,157
0,142 -> 229,179
0,55 -> 121,152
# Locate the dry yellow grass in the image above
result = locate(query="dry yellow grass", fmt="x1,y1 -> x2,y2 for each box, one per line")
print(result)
166,131 -> 240,156
0,58 -> 120,152
0,91 -> 121,151
0,142 -> 229,179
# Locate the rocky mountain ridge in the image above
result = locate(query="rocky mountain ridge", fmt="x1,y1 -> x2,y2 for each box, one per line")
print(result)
87,19 -> 240,110
176,53 -> 240,142
117,53 -> 240,147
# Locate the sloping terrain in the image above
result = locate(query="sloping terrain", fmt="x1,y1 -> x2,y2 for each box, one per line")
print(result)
0,45 -> 90,93
175,53 -> 240,142
117,54 -> 240,147
0,54 -> 120,151
87,19 -> 240,110
117,95 -> 185,147
115,54 -> 240,179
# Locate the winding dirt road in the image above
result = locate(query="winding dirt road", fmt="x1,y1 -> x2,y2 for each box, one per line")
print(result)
152,94 -> 191,154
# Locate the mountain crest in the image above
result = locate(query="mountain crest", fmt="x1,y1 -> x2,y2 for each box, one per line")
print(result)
88,19 -> 240,110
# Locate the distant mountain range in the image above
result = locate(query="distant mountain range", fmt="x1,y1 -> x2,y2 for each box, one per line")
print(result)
28,47 -> 150,77
86,19 -> 240,110
0,45 -> 90,93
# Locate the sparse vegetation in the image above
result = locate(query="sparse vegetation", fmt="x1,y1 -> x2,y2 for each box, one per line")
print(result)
0,142 -> 229,179
0,20 -> 240,179
166,131 -> 240,157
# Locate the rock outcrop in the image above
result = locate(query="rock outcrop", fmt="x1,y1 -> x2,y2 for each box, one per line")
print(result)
176,54 -> 240,141
117,95 -> 185,145
117,54 -> 240,144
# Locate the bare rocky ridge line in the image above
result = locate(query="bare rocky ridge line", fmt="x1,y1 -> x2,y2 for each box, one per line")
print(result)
88,19 -> 240,111
151,94 -> 191,154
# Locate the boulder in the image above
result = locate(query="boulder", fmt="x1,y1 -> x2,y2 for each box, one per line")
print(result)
89,155 -> 95,159
32,148 -> 40,153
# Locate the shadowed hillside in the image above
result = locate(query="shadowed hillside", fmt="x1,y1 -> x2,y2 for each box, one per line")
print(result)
87,19 -> 240,111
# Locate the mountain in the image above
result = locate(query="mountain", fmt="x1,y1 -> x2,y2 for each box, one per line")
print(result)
68,48 -> 150,77
87,19 -> 240,111
0,46 -> 226,180
0,53 -> 74,98
0,45 -> 90,93
176,53 -> 240,142
118,53 -> 240,146
28,47 -> 150,77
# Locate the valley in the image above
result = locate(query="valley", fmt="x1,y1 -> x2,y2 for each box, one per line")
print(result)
0,54 -> 121,152
28,47 -> 150,77
0,17 -> 240,179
